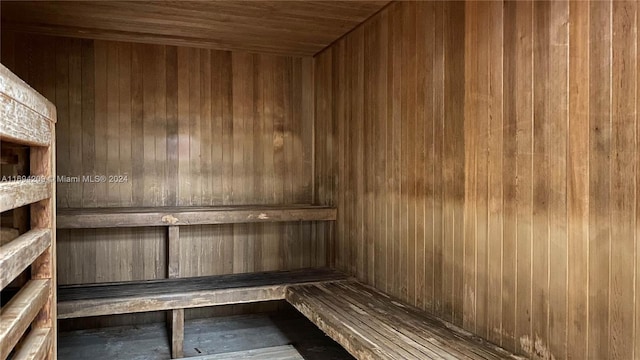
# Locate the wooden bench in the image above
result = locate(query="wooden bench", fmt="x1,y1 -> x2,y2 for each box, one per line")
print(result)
58,268 -> 345,358
58,268 -> 346,319
286,281 -> 521,360
56,204 -> 337,358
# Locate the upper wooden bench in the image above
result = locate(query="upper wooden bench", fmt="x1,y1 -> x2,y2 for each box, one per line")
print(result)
57,205 -> 336,228
286,280 -> 521,360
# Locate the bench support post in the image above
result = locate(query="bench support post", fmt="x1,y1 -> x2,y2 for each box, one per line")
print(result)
166,225 -> 184,358
169,309 -> 184,358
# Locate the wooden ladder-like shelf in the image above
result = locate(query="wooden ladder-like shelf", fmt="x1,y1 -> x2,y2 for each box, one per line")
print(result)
0,64 -> 57,360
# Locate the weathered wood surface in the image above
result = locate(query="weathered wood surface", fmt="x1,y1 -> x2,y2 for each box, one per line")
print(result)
0,93 -> 52,146
0,279 -> 50,360
0,228 -> 51,289
169,309 -> 184,359
286,280 -> 520,360
58,268 -> 346,319
11,327 -> 52,360
190,345 -> 303,360
0,63 -> 56,120
57,205 -> 337,228
29,126 -> 57,358
0,180 -> 51,213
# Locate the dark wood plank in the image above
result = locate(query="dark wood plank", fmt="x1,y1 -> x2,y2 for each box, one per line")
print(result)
57,205 -> 337,228
58,268 -> 346,319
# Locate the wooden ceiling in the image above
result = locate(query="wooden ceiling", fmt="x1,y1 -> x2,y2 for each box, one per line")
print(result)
0,1 -> 390,56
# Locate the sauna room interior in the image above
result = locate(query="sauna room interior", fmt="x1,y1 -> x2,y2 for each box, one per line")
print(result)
0,1 -> 639,360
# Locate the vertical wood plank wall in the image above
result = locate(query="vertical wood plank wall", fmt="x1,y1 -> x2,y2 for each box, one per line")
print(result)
1,32 -> 320,324
314,1 -> 640,359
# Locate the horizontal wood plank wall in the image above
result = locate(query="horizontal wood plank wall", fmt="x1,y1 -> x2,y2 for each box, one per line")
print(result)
2,31 -> 319,325
314,1 -> 639,359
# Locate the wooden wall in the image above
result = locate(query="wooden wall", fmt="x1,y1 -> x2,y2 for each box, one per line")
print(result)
314,1 -> 640,359
1,31 -> 321,323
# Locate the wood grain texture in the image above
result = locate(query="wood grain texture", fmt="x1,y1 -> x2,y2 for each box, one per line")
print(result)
57,268 -> 346,319
0,93 -> 52,146
11,328 -> 52,360
0,1 -> 389,56
0,279 -> 50,360
169,309 -> 184,359
57,205 -> 336,228
0,228 -> 50,289
0,63 -> 56,121
314,1 -> 639,359
286,280 -> 518,360
0,180 -> 51,213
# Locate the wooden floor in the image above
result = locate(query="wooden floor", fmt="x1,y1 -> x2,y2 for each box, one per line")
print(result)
58,310 -> 354,360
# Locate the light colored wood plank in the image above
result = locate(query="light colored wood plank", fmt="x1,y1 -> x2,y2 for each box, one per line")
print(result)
0,279 -> 50,360
0,228 -> 51,289
11,328 -> 52,360
0,180 -> 51,213
609,2 -> 636,359
588,2 -> 612,359
547,2 -> 569,359
567,2 -> 590,358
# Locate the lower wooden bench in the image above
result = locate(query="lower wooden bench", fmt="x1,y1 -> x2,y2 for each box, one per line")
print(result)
286,281 -> 521,360
57,268 -> 346,359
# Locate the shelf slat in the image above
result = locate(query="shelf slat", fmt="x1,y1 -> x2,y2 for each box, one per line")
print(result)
0,180 -> 51,213
0,228 -> 51,289
0,279 -> 50,360
11,328 -> 51,360
57,205 -> 336,228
